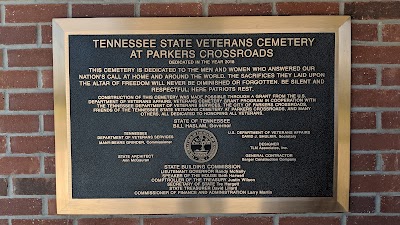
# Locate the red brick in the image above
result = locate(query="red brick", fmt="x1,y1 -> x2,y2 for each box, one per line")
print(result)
382,153 -> 400,171
351,112 -> 376,129
351,154 -> 376,171
0,178 -> 7,196
0,93 -> 3,110
8,49 -> 52,67
351,134 -> 400,150
0,221 -> 7,225
382,68 -> 400,86
44,156 -> 55,174
0,157 -> 40,175
0,50 -> 3,67
352,24 -> 378,41
382,111 -> 400,129
345,2 -> 400,20
14,178 -> 55,195
141,3 -> 202,17
0,136 -> 5,153
13,220 -> 72,225
42,70 -> 53,88
277,2 -> 339,15
351,175 -> 400,192
0,70 -> 38,88
6,4 -> 67,23
349,196 -> 375,213
383,24 -> 400,42
351,68 -> 376,85
41,25 -> 52,44
208,4 -> 271,16
44,115 -> 54,131
212,217 -> 272,225
352,90 -> 400,107
348,216 -> 400,225
72,4 -> 134,17
381,196 -> 400,213
48,198 -> 56,215
0,198 -> 41,215
0,26 -> 36,44
279,217 -> 340,225
144,218 -> 205,225
78,218 -> 139,225
9,93 -> 53,111
352,46 -> 400,64
0,115 -> 39,133
11,136 -> 55,154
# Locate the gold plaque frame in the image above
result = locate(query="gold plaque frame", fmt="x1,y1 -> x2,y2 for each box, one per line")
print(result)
53,16 -> 350,214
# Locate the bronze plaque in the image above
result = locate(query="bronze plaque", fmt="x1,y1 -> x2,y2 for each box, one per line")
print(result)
53,16 -> 350,214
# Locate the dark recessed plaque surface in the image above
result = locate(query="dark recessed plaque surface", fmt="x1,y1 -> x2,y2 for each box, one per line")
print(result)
53,17 -> 350,214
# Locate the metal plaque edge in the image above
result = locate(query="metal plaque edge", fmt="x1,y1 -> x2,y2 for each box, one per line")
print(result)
53,16 -> 351,214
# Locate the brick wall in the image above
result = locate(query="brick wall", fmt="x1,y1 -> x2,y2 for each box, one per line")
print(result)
0,0 -> 399,225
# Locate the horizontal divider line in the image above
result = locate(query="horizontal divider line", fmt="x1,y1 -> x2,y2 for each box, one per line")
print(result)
0,89 -> 53,93
0,174 -> 55,178
352,64 -> 400,67
351,129 -> 400,134
352,42 -> 400,46
0,44 -> 52,49
351,107 -> 400,112
351,86 -> 400,90
0,111 -> 54,115
352,150 -> 400,154
351,171 -> 400,175
0,67 -> 53,70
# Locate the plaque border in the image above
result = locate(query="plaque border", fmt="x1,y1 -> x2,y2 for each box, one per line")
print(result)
53,16 -> 351,214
